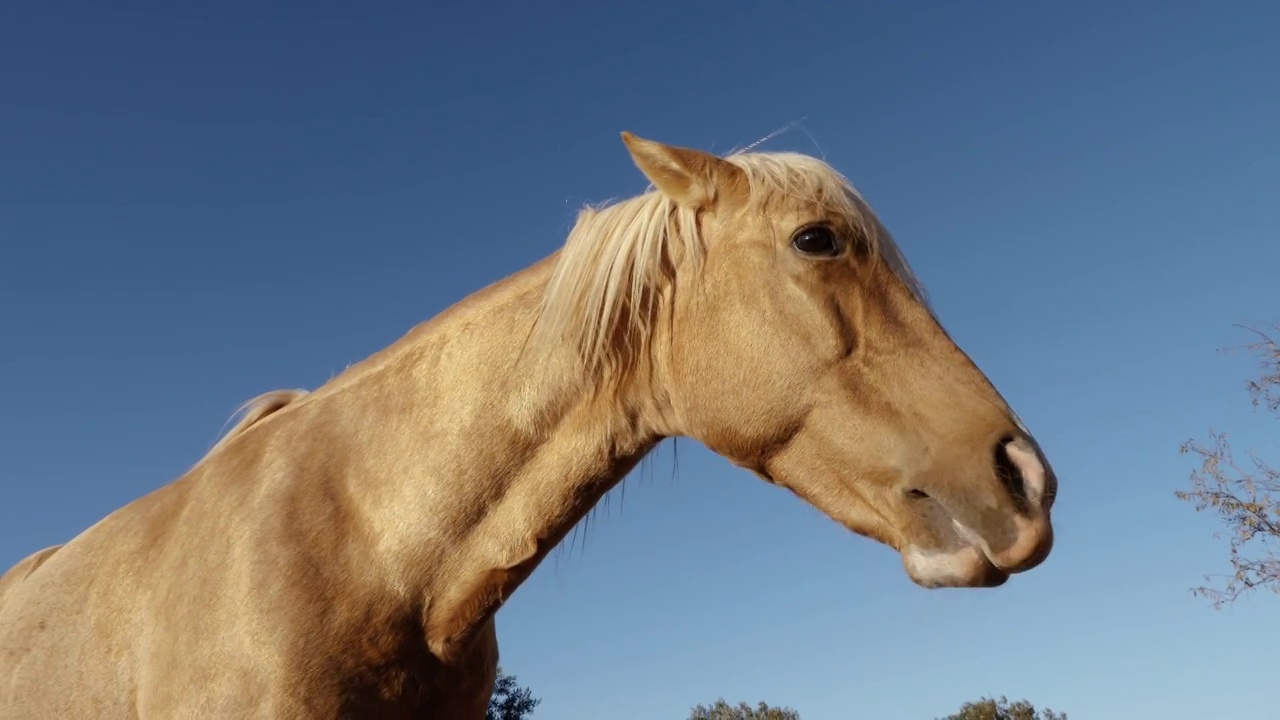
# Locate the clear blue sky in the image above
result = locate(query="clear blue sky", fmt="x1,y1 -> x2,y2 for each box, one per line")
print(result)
2,1 -> 1277,718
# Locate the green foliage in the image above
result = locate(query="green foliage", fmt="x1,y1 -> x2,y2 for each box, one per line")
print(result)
687,698 -> 801,720
487,666 -> 540,720
938,695 -> 1067,720
1176,324 -> 1280,608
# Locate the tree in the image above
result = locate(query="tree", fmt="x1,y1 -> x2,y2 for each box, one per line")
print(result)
1176,325 -> 1280,608
938,695 -> 1067,720
487,666 -> 540,720
687,698 -> 801,720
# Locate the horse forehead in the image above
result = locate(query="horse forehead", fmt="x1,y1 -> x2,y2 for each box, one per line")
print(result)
744,175 -> 866,224
725,189 -> 859,235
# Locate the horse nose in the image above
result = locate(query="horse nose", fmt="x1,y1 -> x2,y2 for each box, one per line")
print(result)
994,434 -> 1055,512
985,434 -> 1055,572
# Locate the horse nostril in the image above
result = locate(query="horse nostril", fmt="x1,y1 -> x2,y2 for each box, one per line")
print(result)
905,488 -> 930,500
993,435 -> 1030,512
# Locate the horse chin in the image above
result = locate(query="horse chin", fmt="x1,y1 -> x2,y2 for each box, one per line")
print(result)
900,543 -> 1009,589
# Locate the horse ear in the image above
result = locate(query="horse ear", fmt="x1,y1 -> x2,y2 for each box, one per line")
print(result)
620,132 -> 740,208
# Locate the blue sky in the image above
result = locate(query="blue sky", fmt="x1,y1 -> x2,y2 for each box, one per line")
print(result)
2,1 -> 1278,717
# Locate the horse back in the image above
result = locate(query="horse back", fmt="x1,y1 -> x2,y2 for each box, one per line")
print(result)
0,474 -> 214,717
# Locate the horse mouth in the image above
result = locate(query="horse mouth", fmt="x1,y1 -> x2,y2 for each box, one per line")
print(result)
899,494 -> 1015,589
899,488 -> 1052,589
901,541 -> 1010,588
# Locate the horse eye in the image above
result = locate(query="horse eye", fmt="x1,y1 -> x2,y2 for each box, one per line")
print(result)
791,226 -> 842,257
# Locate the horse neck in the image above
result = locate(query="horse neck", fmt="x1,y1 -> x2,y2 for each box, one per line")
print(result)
295,253 -> 663,659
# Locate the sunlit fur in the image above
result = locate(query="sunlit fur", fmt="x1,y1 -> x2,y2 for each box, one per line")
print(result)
0,133 -> 1056,718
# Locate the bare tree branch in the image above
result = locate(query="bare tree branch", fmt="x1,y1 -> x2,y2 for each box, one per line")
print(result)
1176,324 -> 1280,608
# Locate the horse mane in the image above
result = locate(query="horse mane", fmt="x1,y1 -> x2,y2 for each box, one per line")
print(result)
530,149 -> 929,384
207,388 -> 309,455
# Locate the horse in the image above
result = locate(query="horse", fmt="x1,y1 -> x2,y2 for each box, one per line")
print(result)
0,132 -> 1057,717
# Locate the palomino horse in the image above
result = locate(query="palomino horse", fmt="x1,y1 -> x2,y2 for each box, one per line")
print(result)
0,133 -> 1057,717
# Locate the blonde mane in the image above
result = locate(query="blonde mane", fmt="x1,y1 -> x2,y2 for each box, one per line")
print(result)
207,388 -> 309,454
531,149 -> 929,382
